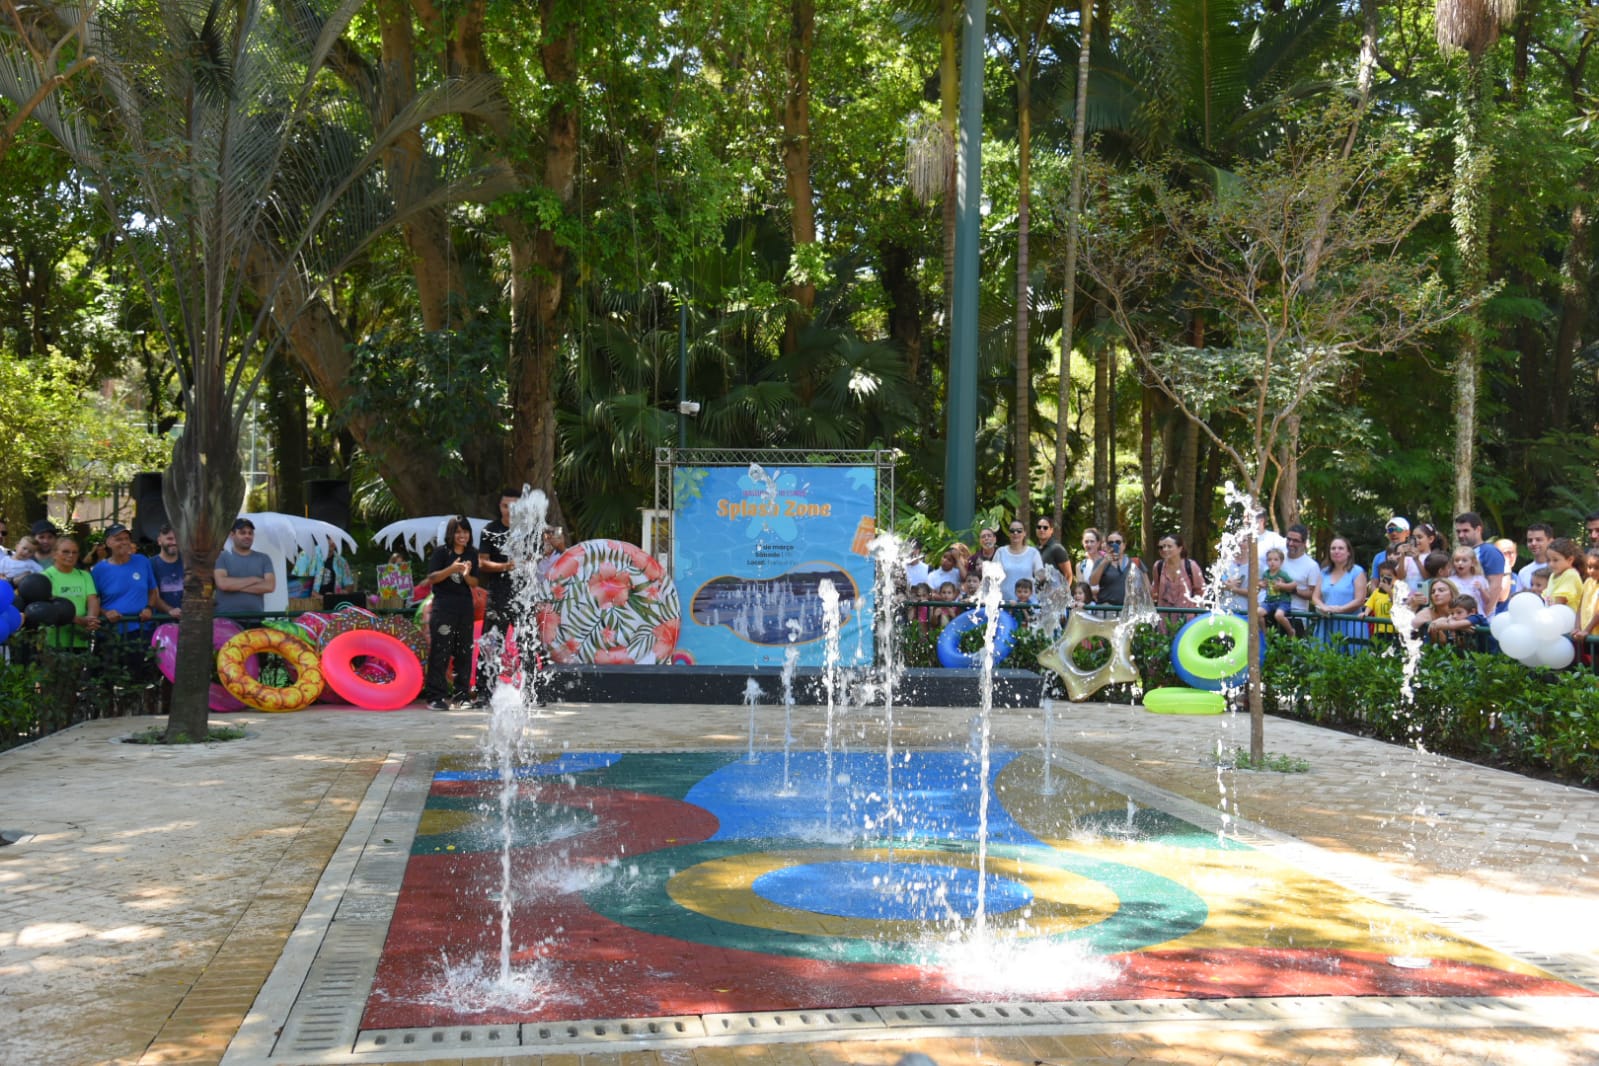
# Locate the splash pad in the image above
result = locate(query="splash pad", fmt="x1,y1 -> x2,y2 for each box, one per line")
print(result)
228,476 -> 1594,1062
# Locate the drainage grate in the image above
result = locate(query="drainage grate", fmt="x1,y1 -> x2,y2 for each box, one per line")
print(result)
876,1002 -> 1055,1028
271,920 -> 392,1055
519,1014 -> 707,1046
352,1024 -> 518,1054
703,1008 -> 881,1036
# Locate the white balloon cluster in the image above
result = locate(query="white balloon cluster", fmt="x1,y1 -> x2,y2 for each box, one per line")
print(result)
1489,591 -> 1578,670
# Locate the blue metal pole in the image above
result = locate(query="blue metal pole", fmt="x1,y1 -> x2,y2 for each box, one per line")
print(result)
944,0 -> 984,534
678,298 -> 688,449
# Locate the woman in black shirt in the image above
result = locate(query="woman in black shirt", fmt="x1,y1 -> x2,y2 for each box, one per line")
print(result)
423,515 -> 480,709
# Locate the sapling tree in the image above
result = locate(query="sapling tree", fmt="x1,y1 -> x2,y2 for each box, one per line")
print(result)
1080,108 -> 1476,758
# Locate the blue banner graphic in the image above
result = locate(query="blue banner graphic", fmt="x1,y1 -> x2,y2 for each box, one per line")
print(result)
672,463 -> 877,667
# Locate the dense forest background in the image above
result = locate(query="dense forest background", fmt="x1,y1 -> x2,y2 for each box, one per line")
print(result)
0,0 -> 1595,565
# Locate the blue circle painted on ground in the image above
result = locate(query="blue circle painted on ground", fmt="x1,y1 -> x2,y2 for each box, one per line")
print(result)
753,861 -> 1034,921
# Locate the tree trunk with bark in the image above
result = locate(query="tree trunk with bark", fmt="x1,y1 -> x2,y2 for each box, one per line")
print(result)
1551,192 -> 1591,430
1451,56 -> 1492,516
1140,377 -> 1155,560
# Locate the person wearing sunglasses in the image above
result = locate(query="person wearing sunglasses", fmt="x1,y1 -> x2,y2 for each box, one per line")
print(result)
996,520 -> 1044,602
1087,532 -> 1141,606
1370,515 -> 1410,577
1033,516 -> 1073,586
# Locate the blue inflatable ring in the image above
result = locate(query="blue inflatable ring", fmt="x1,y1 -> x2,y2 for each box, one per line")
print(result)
936,608 -> 1017,669
1169,612 -> 1259,691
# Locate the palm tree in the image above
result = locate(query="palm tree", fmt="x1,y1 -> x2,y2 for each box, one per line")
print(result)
0,0 -> 497,740
1436,0 -> 1518,514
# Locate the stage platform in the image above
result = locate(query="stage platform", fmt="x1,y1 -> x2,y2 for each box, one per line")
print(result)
538,664 -> 1045,707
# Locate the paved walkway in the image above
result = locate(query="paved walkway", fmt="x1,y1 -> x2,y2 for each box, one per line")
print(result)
3,699 -> 1597,1066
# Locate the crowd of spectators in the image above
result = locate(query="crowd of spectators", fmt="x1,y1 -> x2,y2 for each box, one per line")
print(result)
900,509 -> 1599,662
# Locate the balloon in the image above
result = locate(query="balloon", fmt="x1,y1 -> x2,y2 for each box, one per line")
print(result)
50,596 -> 78,626
1498,623 -> 1538,662
0,581 -> 11,610
15,572 -> 50,605
1533,639 -> 1575,670
1507,591 -> 1544,624
1531,610 -> 1568,644
0,611 -> 14,642
1488,611 -> 1514,639
22,600 -> 56,627
1546,604 -> 1578,634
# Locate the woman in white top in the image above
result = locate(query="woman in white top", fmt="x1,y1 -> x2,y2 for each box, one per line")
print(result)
996,520 -> 1044,601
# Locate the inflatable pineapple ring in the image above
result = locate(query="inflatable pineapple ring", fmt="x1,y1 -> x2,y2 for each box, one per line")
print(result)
216,627 -> 324,712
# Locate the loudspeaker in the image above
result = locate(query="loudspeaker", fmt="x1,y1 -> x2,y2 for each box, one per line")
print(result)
305,479 -> 350,531
131,471 -> 167,544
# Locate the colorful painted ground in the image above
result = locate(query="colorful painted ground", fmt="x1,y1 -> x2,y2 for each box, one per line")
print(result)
362,750 -> 1586,1029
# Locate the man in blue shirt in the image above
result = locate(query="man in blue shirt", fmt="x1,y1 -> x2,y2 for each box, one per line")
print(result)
151,524 -> 184,618
93,524 -> 157,633
93,522 -> 159,706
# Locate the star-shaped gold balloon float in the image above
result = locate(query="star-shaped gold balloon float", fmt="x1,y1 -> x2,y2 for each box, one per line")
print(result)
1036,609 -> 1140,701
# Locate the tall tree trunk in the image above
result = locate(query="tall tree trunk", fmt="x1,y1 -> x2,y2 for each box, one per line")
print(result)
267,357 -> 306,516
163,372 -> 241,742
1278,413 -> 1301,527
782,0 -> 816,357
372,0 -> 465,331
1094,326 -> 1111,529
1140,377 -> 1155,561
881,236 -> 923,383
1552,192 -> 1591,430
459,0 -> 578,526
1053,0 -> 1094,529
1106,343 -> 1118,528
248,247 -> 477,514
1451,56 -> 1491,516
1013,69 -> 1033,526
1177,415 -> 1198,542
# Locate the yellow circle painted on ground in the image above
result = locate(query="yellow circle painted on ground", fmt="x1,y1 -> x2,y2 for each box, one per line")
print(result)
416,808 -> 479,836
667,847 -> 1120,939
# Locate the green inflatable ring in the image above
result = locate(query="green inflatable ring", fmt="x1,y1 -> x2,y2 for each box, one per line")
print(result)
1170,612 -> 1253,690
1142,687 -> 1225,715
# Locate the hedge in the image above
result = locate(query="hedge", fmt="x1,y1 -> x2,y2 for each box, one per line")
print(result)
900,616 -> 1599,788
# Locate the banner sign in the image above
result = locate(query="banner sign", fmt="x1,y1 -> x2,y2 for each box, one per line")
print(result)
671,463 -> 877,667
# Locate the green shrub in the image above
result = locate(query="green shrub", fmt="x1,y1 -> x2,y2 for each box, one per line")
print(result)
0,632 -> 153,751
1263,636 -> 1599,787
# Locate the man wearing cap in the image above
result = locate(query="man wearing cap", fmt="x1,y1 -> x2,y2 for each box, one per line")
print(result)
30,519 -> 58,562
214,518 -> 275,615
1371,516 -> 1410,576
93,524 -> 157,631
94,524 -> 159,698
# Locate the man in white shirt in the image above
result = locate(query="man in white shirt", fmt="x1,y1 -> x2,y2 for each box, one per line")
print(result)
1271,523 -> 1320,634
1515,523 -> 1554,593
